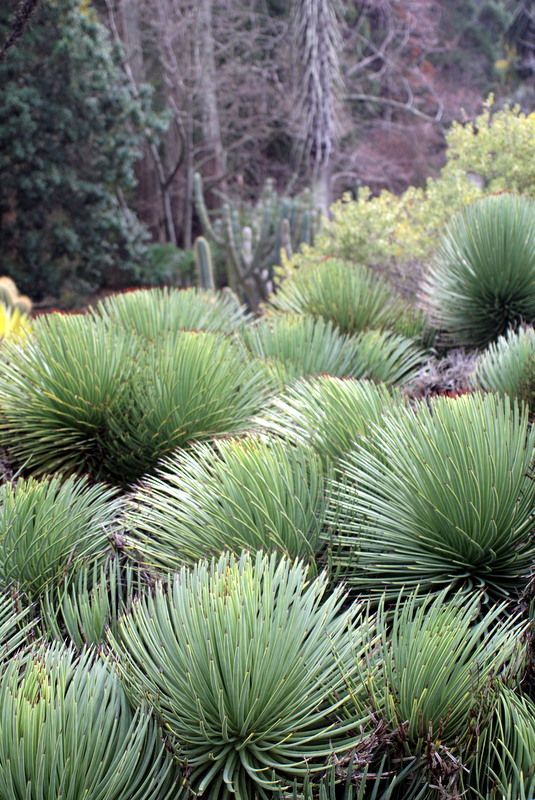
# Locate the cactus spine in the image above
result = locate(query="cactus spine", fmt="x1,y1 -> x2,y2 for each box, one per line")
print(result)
194,236 -> 216,291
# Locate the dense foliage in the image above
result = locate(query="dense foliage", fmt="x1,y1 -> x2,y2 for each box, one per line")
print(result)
0,0 -> 155,299
0,195 -> 534,797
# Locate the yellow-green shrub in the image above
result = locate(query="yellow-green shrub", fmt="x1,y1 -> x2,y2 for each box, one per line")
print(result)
288,100 -> 535,286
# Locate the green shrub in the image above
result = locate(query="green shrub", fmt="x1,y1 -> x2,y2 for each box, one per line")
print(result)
110,551 -> 373,798
0,474 -> 118,600
125,436 -> 328,571
95,286 -> 246,337
0,313 -> 271,484
301,101 -> 535,287
472,326 -> 535,406
256,376 -> 403,465
421,194 -> 535,347
0,593 -> 33,663
0,0 -> 159,299
328,393 -> 535,599
0,645 -> 177,800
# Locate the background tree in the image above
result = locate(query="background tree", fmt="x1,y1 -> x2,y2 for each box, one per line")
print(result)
292,0 -> 342,213
0,0 -> 160,300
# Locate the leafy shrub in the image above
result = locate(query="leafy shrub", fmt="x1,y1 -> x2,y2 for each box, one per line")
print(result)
303,101 -> 535,288
422,193 -> 535,347
0,474 -> 118,601
144,243 -> 195,285
0,645 -> 177,800
0,313 -> 271,484
110,551 -> 373,798
256,376 -> 403,464
125,436 -> 328,571
95,286 -> 246,337
472,326 -> 535,407
328,393 -> 535,599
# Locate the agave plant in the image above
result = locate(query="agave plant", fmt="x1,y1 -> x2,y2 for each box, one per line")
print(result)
256,376 -> 403,465
110,551 -> 374,799
0,644 -> 178,800
471,684 -> 535,799
103,329 -> 273,484
350,592 -> 526,798
422,194 -> 535,347
241,315 -> 424,386
125,436 -> 329,572
328,392 -> 535,599
0,592 -> 33,662
240,314 -> 362,383
95,286 -> 246,337
270,258 -> 428,342
0,474 -> 119,601
350,329 -> 426,386
41,556 -> 142,648
0,313 -> 271,484
472,326 -> 535,407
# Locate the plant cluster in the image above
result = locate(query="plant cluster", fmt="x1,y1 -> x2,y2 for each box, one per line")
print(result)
0,273 -> 533,800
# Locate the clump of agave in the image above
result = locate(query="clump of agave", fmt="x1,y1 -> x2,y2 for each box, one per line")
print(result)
0,474 -> 136,647
422,194 -> 535,347
270,257 -> 429,343
0,645 -> 178,800
110,551 -> 374,799
94,285 -> 246,337
240,314 -> 425,385
125,436 -> 328,572
0,312 -> 271,484
256,376 -> 403,465
328,392 -> 535,599
473,326 -> 535,414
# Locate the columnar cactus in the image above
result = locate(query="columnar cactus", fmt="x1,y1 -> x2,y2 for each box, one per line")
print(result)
193,236 -> 215,290
193,172 -> 320,307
